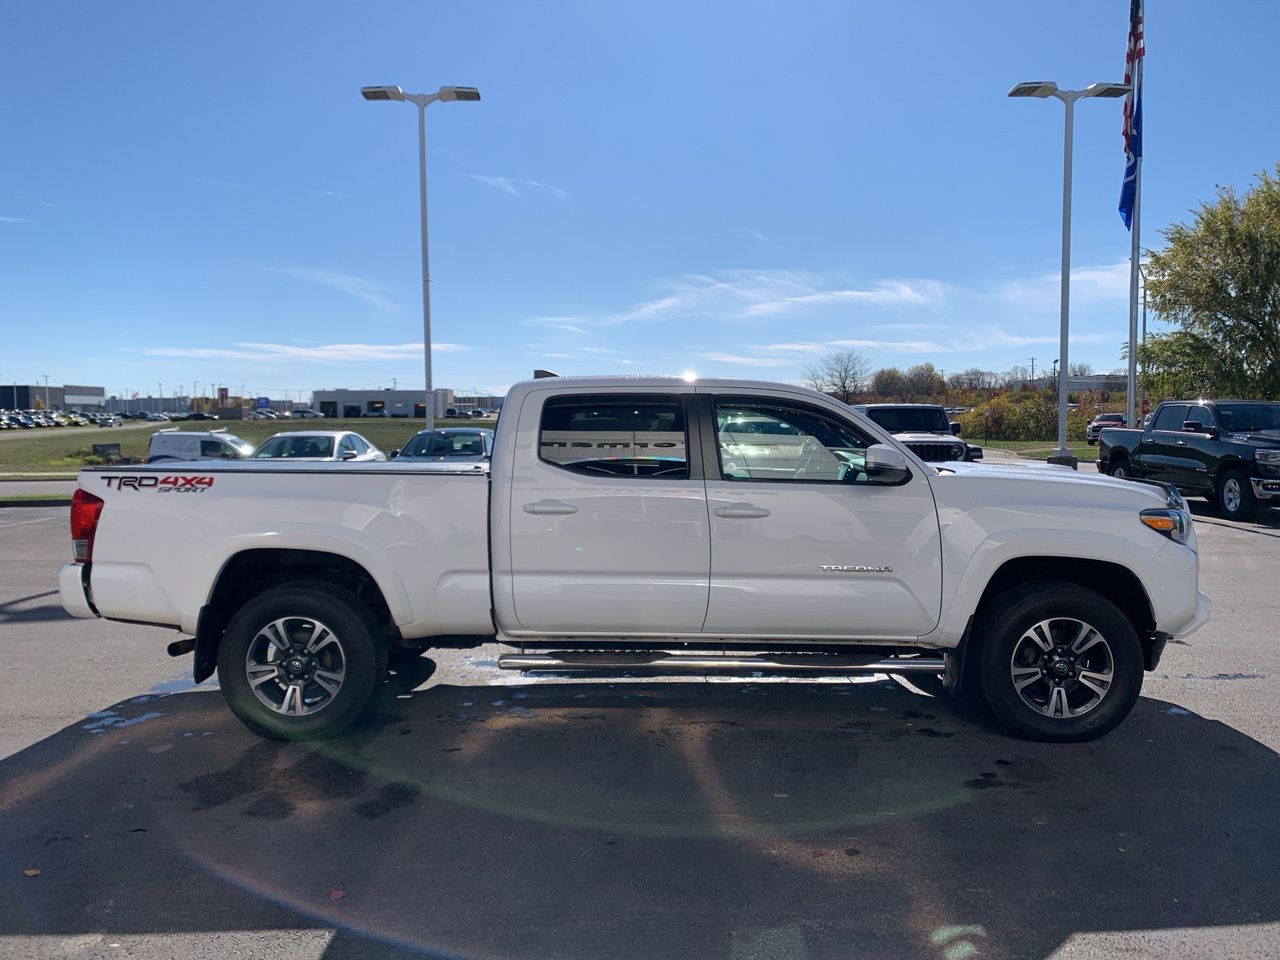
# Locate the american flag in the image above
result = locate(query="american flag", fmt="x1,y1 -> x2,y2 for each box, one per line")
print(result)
1119,0 -> 1144,229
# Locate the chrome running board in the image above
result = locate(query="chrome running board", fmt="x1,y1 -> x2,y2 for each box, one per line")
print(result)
497,652 -> 945,674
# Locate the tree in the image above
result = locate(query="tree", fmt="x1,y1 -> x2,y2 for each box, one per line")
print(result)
1140,163 -> 1280,400
1068,361 -> 1094,377
802,349 -> 870,403
902,362 -> 943,401
871,366 -> 906,399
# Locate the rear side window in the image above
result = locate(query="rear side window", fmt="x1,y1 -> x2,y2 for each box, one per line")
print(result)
539,394 -> 688,478
1152,404 -> 1189,431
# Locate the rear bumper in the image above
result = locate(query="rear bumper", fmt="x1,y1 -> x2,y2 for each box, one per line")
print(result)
1251,477 -> 1280,501
59,563 -> 98,619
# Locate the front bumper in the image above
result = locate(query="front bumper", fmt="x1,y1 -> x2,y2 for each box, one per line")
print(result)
59,563 -> 98,619
1172,592 -> 1212,639
1251,477 -> 1280,501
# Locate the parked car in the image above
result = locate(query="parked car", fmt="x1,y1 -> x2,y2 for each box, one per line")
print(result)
147,429 -> 254,463
850,403 -> 982,462
1098,399 -> 1280,521
364,409 -> 390,418
1086,412 -> 1127,445
290,409 -> 325,420
144,412 -> 170,422
251,430 -> 385,462
61,376 -> 1208,744
393,428 -> 493,461
188,412 -> 220,421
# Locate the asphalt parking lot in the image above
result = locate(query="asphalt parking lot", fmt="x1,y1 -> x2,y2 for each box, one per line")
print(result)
1,503 -> 1278,960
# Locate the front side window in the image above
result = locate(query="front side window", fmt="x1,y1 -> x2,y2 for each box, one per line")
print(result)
201,440 -> 233,458
339,436 -> 357,456
539,394 -> 688,478
254,436 -> 334,458
715,400 -> 871,482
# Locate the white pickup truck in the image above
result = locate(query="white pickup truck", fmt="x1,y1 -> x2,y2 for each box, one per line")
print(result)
59,376 -> 1210,742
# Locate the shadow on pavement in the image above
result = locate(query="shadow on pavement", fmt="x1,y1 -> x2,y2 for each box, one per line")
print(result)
1,671 -> 1277,959
0,591 -> 75,625
1188,499 -> 1280,537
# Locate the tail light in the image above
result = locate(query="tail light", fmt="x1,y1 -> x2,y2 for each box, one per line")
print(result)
70,489 -> 104,563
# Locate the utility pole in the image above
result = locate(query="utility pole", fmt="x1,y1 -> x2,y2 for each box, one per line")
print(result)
42,374 -> 50,410
1029,357 -> 1037,385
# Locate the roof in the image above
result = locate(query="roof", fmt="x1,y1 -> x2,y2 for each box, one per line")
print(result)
509,375 -> 831,395
853,403 -> 946,409
264,430 -> 356,439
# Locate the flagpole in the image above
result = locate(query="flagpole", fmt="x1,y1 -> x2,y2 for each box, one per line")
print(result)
1127,152 -> 1141,428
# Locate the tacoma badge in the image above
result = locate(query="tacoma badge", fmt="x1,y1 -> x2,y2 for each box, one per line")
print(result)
818,564 -> 894,573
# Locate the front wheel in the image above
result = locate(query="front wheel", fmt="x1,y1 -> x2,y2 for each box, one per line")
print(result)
1217,468 -> 1258,522
977,583 -> 1144,742
217,582 -> 387,741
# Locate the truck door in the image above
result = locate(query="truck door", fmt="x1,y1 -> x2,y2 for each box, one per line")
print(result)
504,391 -> 711,635
1168,403 -> 1219,494
700,393 -> 942,639
1139,403 -> 1189,484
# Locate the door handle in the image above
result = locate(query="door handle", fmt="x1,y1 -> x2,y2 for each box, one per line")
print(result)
714,503 -> 771,519
1175,440 -> 1188,446
524,499 -> 578,516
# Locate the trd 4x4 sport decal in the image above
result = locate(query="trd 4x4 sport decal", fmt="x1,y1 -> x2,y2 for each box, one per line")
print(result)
102,475 -> 214,492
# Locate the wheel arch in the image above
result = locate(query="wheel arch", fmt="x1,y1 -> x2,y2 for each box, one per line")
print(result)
970,556 -> 1159,669
193,548 -> 399,683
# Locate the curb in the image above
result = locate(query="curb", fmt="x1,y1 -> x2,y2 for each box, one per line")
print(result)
0,498 -> 71,508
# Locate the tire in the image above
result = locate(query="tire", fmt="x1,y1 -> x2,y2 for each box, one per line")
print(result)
1217,468 -> 1258,522
1087,438 -> 1097,446
217,581 -> 387,741
1107,458 -> 1131,479
976,582 -> 1144,742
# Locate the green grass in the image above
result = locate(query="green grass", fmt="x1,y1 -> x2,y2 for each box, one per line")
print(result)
976,439 -> 1097,461
0,418 -> 475,472
0,492 -> 72,502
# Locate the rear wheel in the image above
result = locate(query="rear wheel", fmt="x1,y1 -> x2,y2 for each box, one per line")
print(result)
977,583 -> 1144,742
1217,468 -> 1258,522
217,582 -> 386,741
1107,458 -> 1131,479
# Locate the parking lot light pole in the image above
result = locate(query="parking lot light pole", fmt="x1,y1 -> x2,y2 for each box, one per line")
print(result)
1008,80 -> 1130,468
361,84 -> 481,425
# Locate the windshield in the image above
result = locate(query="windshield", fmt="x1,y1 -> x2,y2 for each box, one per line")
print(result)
225,436 -> 254,456
253,436 -> 334,458
863,407 -> 950,433
1216,403 -> 1280,433
400,431 -> 488,458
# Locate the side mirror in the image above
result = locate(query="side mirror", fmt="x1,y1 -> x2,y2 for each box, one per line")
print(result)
863,443 -> 912,485
340,450 -> 358,460
1183,420 -> 1218,438
388,449 -> 399,459
949,422 -> 961,436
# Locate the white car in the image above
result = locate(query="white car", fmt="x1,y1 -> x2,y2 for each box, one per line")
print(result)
60,376 -> 1208,744
147,429 -> 254,463
290,409 -> 325,420
250,430 -> 385,462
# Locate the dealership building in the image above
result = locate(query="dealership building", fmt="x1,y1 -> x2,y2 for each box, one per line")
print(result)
310,388 -> 504,419
0,383 -> 106,410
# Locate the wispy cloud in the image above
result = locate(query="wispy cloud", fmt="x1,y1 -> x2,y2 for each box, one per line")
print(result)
189,177 -> 249,189
525,316 -> 587,335
465,174 -> 570,200
144,341 -> 467,362
701,352 -> 793,367
272,266 -> 398,312
991,261 -> 1130,306
747,228 -> 773,244
0,216 -> 31,223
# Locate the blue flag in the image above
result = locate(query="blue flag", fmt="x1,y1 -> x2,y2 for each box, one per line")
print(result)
1119,0 -> 1144,229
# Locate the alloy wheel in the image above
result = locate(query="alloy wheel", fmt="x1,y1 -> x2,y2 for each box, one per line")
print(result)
245,617 -> 346,716
1009,617 -> 1114,719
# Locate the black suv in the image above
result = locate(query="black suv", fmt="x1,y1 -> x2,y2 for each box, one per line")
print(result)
851,403 -> 983,463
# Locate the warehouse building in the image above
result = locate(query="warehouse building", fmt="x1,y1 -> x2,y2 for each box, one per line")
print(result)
310,388 -> 504,419
0,383 -> 106,410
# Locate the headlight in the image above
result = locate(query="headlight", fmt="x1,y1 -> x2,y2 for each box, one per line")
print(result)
951,444 -> 965,459
1255,449 -> 1280,463
1140,508 -> 1192,545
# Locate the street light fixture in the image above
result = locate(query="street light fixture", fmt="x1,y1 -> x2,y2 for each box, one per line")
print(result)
1009,79 -> 1130,467
362,84 -> 481,424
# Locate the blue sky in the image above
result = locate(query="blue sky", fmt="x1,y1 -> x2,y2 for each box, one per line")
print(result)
3,1 -> 1278,400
